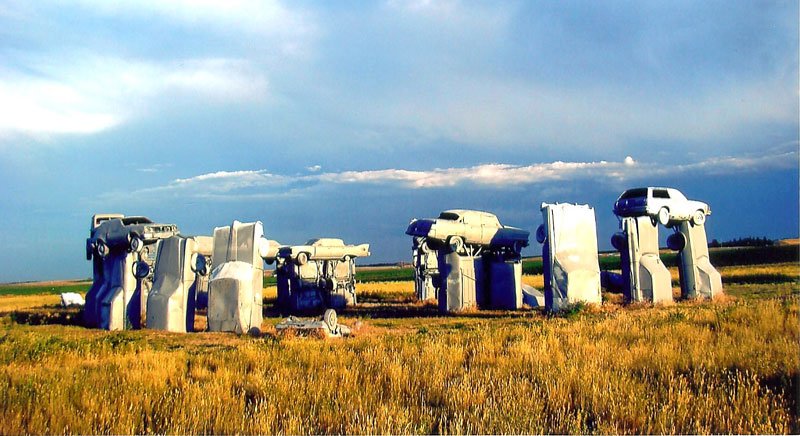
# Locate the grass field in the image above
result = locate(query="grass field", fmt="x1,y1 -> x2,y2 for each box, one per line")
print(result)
0,248 -> 797,434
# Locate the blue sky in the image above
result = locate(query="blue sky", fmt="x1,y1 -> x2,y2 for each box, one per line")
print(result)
0,0 -> 797,282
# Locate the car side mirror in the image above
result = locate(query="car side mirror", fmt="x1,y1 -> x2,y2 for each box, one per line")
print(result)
133,260 -> 150,279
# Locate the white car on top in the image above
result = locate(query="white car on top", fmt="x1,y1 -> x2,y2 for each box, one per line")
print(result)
613,187 -> 711,226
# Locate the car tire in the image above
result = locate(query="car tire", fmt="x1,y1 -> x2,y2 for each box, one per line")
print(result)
657,207 -> 671,227
419,240 -> 429,254
323,309 -> 337,329
448,236 -> 464,254
611,232 -> 627,251
535,225 -> 547,244
128,235 -> 144,253
667,232 -> 686,251
513,240 -> 525,255
95,240 -> 109,258
691,210 -> 706,226
132,260 -> 150,279
296,252 -> 309,266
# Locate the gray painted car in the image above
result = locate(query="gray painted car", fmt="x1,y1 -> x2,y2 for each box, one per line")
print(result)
406,209 -> 529,254
278,238 -> 370,265
613,187 -> 711,226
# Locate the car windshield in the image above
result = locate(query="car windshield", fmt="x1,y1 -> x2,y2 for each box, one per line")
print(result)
619,188 -> 647,200
121,217 -> 153,225
438,212 -> 460,221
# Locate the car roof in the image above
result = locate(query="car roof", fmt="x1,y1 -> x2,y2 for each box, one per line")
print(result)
442,209 -> 498,219
305,238 -> 345,246
621,186 -> 683,193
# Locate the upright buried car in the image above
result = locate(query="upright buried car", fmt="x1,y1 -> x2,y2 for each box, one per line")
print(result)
613,187 -> 710,226
406,209 -> 529,255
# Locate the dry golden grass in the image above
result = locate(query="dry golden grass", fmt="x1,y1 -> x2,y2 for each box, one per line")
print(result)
0,263 -> 797,434
0,294 -> 60,312
521,274 -> 544,288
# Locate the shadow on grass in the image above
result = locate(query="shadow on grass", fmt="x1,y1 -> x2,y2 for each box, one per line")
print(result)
722,274 -> 798,284
3,306 -> 85,326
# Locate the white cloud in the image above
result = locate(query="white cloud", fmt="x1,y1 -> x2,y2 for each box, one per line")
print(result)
0,55 -> 268,138
71,0 -> 315,57
306,165 -> 322,172
127,149 -> 797,201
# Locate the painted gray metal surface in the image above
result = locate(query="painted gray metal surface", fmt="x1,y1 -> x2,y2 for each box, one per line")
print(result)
208,221 -> 264,334
673,222 -> 723,299
437,251 -> 485,312
486,255 -> 523,310
61,292 -> 85,307
522,285 -> 544,307
412,237 -> 439,301
275,238 -> 369,311
613,187 -> 710,226
146,235 -> 212,332
613,216 -> 672,304
538,203 -> 602,311
84,215 -> 178,330
406,209 -> 529,255
275,309 -> 352,337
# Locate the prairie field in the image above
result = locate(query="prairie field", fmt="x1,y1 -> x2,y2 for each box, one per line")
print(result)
0,259 -> 797,434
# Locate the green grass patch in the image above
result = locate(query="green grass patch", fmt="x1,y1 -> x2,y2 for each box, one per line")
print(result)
0,283 -> 89,297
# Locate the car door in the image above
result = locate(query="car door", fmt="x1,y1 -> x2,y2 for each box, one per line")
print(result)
651,188 -> 671,212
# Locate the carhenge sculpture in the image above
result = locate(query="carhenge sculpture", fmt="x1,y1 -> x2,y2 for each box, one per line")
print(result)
411,236 -> 439,301
84,214 -> 180,330
610,217 -> 672,304
536,203 -> 602,311
406,209 -> 530,312
275,238 -> 370,311
611,187 -> 722,301
207,221 -> 280,335
143,235 -> 213,332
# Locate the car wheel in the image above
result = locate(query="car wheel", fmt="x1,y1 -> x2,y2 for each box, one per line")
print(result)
95,240 -> 109,258
323,309 -> 337,329
419,240 -> 430,254
657,207 -> 671,227
611,232 -> 627,251
691,210 -> 706,226
128,235 -> 144,253
296,252 -> 309,265
448,236 -> 464,254
513,240 -> 524,255
667,232 -> 686,251
535,225 -> 547,244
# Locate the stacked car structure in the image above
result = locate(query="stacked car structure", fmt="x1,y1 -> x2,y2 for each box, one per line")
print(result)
275,238 -> 370,311
81,187 -> 721,333
406,209 -> 530,312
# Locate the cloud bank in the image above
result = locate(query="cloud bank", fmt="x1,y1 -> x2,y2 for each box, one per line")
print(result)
127,148 -> 798,201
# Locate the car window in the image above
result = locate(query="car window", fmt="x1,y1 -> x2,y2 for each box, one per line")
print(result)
653,189 -> 670,199
438,212 -> 461,221
121,217 -> 153,225
620,188 -> 647,199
